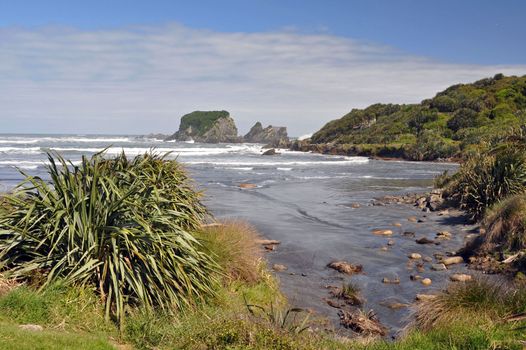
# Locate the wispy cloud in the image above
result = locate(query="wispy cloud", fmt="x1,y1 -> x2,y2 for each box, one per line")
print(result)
1,23 -> 525,135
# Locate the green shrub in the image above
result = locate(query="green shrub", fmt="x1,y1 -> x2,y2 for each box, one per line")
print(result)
444,145 -> 526,219
0,151 -> 218,325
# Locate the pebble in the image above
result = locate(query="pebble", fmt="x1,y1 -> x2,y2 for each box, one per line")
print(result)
436,231 -> 452,239
387,240 -> 395,246
423,256 -> 433,262
416,294 -> 438,301
272,264 -> 287,272
239,183 -> 257,189
416,237 -> 434,244
431,263 -> 447,271
386,302 -> 409,309
408,253 -> 422,259
382,277 -> 400,284
421,278 -> 432,286
393,222 -> 402,227
433,252 -> 444,259
408,217 -> 418,222
450,274 -> 472,282
442,256 -> 464,266
372,229 -> 393,236
18,325 -> 43,332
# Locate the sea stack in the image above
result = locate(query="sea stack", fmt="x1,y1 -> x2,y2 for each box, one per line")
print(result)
165,110 -> 240,143
243,121 -> 290,147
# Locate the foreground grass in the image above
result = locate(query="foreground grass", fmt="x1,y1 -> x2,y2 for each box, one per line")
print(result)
0,205 -> 524,349
1,275 -> 526,349
0,323 -> 114,350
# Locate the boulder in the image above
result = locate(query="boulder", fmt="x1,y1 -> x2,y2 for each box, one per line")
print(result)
262,148 -> 278,156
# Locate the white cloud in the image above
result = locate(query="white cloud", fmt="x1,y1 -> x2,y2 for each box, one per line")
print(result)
0,23 -> 525,136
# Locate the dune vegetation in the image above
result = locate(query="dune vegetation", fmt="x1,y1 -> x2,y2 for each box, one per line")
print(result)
0,151 -> 525,349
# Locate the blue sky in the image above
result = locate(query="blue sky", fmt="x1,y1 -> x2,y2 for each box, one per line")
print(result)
1,0 -> 526,135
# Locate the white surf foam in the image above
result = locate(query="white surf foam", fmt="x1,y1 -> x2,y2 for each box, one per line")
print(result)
185,157 -> 369,166
0,139 -> 39,144
0,147 -> 41,154
46,144 -> 263,157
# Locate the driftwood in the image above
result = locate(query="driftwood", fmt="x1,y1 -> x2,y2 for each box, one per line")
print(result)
338,309 -> 387,336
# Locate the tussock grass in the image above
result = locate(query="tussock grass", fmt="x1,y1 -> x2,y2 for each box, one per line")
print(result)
482,193 -> 526,252
195,220 -> 263,284
410,277 -> 526,332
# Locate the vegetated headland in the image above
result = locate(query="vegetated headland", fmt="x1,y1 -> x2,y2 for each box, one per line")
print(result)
0,74 -> 524,349
291,74 -> 526,162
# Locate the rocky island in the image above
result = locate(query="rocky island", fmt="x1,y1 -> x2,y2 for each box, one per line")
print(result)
164,110 -> 291,146
165,110 -> 240,143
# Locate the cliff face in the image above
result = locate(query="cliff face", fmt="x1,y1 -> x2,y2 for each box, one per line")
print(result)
165,111 -> 240,143
244,122 -> 290,147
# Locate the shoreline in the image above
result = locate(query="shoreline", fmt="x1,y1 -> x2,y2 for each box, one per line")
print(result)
258,187 -> 486,335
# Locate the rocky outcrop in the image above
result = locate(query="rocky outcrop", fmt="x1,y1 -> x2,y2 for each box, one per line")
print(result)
244,122 -> 290,147
165,111 -> 241,143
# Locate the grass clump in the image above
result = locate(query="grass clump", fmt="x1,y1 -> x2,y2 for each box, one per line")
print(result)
195,220 -> 263,284
0,151 -> 218,325
411,278 -> 526,332
481,193 -> 526,253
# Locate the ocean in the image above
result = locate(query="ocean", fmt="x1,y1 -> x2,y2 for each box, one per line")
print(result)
0,134 -> 472,332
